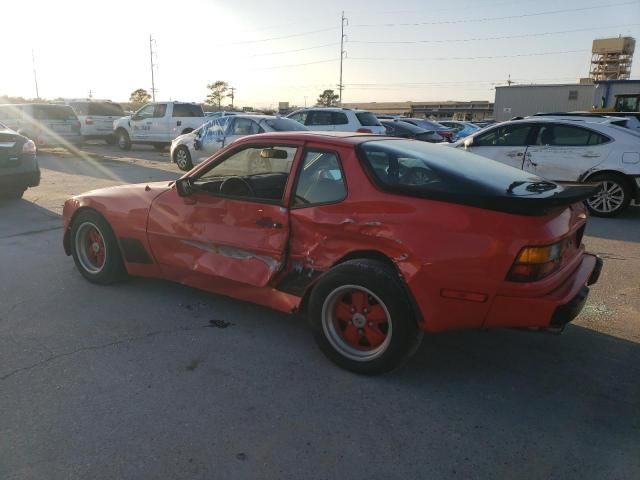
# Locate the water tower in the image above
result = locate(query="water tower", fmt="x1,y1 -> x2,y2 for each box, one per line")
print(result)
589,36 -> 635,80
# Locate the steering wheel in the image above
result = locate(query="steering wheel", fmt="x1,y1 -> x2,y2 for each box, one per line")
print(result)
219,176 -> 254,197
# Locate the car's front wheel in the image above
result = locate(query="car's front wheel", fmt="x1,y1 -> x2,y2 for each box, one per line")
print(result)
70,210 -> 126,284
309,259 -> 422,374
0,188 -> 26,200
174,146 -> 193,171
586,173 -> 631,217
116,130 -> 131,151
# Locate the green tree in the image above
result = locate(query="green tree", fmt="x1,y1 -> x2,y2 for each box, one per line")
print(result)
316,89 -> 339,107
205,81 -> 230,110
129,88 -> 151,110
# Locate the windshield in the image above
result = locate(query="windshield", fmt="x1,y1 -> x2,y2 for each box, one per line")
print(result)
262,117 -> 308,131
356,111 -> 382,127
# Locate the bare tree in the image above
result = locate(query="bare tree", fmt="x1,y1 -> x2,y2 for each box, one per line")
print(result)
316,89 -> 339,107
129,88 -> 151,110
206,81 -> 230,110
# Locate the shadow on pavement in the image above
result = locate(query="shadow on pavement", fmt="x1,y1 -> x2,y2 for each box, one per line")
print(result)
586,205 -> 640,243
0,198 -> 61,239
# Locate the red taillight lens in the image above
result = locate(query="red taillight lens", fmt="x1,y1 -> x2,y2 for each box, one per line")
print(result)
22,139 -> 37,155
356,128 -> 372,133
85,117 -> 94,125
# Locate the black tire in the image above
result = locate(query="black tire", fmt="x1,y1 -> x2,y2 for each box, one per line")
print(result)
308,259 -> 422,375
70,209 -> 126,284
585,173 -> 632,218
0,188 -> 25,200
181,128 -> 194,135
116,129 -> 131,151
105,135 -> 117,145
174,145 -> 193,171
153,143 -> 168,152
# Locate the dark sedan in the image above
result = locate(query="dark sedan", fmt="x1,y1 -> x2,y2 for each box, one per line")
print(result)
380,119 -> 442,142
400,118 -> 455,142
0,123 -> 39,199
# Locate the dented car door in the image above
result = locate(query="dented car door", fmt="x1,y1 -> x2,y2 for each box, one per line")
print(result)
146,143 -> 300,287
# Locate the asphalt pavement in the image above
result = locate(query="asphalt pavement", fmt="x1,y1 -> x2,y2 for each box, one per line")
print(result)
1,144 -> 638,480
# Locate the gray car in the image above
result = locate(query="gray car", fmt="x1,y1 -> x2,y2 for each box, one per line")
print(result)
0,104 -> 82,147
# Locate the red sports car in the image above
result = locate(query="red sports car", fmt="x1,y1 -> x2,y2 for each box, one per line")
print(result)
63,132 -> 602,374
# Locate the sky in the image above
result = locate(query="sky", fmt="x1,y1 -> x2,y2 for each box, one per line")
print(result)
1,0 -> 639,108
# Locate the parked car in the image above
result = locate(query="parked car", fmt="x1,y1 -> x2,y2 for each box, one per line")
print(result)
400,118 -> 455,142
452,118 -> 640,217
379,119 -> 441,142
0,122 -> 39,199
0,104 -> 82,147
287,107 -> 385,134
170,115 -> 308,170
66,100 -> 125,144
530,112 -> 640,132
438,120 -> 480,141
204,111 -> 243,119
113,101 -> 205,151
62,132 -> 601,374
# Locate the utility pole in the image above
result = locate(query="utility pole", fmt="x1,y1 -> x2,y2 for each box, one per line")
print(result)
304,96 -> 308,107
229,87 -> 236,109
149,34 -> 157,101
338,11 -> 347,104
31,49 -> 40,99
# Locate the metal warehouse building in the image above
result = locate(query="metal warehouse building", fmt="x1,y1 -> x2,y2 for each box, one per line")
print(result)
494,83 -> 595,122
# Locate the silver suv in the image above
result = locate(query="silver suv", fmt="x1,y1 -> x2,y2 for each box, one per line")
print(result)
287,108 -> 385,134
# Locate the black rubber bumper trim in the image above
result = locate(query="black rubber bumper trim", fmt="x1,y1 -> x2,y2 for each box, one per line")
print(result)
550,286 -> 589,328
587,255 -> 603,286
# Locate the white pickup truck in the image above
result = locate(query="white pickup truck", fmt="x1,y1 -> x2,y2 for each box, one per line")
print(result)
113,102 -> 206,151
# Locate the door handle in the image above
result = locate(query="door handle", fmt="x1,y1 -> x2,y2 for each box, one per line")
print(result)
582,154 -> 601,158
256,217 -> 283,229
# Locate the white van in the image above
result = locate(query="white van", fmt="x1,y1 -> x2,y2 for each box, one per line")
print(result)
0,104 -> 83,147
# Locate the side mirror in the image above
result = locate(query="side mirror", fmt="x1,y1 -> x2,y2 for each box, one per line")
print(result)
175,178 -> 194,197
463,137 -> 473,150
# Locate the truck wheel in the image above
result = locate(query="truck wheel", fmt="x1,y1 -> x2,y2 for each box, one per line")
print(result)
153,144 -> 168,152
70,209 -> 126,284
308,259 -> 422,375
586,173 -> 631,217
173,146 -> 193,171
116,130 -> 131,151
181,128 -> 194,135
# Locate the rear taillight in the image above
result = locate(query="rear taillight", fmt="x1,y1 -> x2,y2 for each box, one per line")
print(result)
22,139 -> 37,155
507,238 -> 573,282
85,117 -> 94,125
356,128 -> 372,133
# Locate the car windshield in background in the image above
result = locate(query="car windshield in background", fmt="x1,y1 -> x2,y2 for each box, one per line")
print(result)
172,104 -> 204,117
385,120 -> 429,134
356,112 -> 382,126
263,118 -> 308,131
33,105 -> 77,120
88,102 -> 125,116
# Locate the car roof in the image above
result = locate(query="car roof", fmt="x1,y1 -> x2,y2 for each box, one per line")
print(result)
232,131 -> 383,145
291,107 -> 371,113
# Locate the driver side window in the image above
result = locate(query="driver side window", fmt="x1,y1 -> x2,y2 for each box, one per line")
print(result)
194,145 -> 298,202
135,104 -> 155,119
475,124 -> 533,147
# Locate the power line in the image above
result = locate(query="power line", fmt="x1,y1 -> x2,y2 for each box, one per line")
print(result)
348,23 -> 640,45
250,58 -> 340,70
349,49 -> 590,62
352,1 -> 640,27
217,27 -> 338,46
249,41 -> 340,57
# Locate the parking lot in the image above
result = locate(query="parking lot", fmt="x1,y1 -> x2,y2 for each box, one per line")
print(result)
1,144 -> 639,479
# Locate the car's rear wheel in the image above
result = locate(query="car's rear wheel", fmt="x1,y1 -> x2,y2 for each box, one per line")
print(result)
174,146 -> 193,171
116,130 -> 131,151
70,210 -> 126,284
309,259 -> 422,374
586,173 -> 631,217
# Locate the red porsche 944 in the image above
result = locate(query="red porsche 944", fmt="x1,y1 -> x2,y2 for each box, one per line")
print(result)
63,132 -> 602,374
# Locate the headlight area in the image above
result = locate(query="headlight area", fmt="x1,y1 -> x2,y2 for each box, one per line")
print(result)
507,235 -> 578,283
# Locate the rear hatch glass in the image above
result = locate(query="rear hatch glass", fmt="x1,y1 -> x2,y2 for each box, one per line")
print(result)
356,112 -> 382,127
33,105 -> 78,121
88,102 -> 124,117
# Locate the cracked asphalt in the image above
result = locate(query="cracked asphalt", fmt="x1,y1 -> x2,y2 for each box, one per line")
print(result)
1,143 -> 639,479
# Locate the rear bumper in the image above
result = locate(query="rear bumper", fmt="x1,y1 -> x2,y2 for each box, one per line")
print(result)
0,169 -> 40,189
484,253 -> 602,329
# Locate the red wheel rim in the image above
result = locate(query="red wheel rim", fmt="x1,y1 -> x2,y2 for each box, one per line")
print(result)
322,285 -> 392,361
85,226 -> 106,269
75,222 -> 107,273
